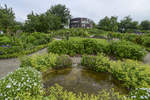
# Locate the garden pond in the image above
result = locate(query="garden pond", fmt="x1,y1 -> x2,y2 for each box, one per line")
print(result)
43,66 -> 128,95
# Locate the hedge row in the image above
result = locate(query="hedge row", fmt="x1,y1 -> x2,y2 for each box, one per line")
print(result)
0,44 -> 48,59
48,37 -> 146,60
108,33 -> 150,48
81,54 -> 150,99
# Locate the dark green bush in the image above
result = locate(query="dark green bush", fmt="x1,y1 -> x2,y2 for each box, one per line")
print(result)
142,37 -> 150,47
48,38 -> 109,56
109,40 -> 147,60
81,54 -> 150,90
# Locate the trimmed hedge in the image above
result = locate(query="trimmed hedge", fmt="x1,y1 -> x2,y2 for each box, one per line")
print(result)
109,40 -> 147,60
0,44 -> 48,59
48,38 -> 109,56
48,37 -> 146,60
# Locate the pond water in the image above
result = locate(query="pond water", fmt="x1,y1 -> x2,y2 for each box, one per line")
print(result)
43,67 -> 128,95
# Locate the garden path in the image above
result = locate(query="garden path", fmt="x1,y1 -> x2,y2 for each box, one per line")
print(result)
0,48 -> 48,79
143,52 -> 150,65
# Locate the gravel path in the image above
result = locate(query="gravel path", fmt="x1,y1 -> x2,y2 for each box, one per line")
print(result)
0,48 -> 48,79
143,53 -> 150,65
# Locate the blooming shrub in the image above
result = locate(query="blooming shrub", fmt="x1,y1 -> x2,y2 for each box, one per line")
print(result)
0,67 -> 43,99
130,88 -> 150,100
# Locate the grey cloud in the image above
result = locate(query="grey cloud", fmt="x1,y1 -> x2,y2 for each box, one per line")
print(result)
2,0 -> 150,23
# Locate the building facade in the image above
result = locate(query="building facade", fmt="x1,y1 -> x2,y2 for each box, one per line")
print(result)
70,17 -> 93,28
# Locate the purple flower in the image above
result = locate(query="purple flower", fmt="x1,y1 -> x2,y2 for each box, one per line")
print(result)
0,45 -> 11,48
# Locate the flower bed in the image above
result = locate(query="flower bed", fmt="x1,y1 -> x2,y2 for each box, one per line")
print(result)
0,67 -> 43,99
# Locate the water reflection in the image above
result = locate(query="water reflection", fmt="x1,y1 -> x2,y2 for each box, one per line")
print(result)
43,67 -> 128,95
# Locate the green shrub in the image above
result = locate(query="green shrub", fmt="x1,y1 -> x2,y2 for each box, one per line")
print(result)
17,84 -> 131,100
142,37 -> 150,47
48,38 -> 109,56
0,43 -> 48,59
0,36 -> 11,45
109,40 -> 147,60
130,88 -> 150,100
81,54 -> 150,89
20,53 -> 72,72
0,67 -> 43,100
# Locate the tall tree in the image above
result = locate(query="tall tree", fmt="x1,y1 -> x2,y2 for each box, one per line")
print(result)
97,16 -> 118,32
118,16 -> 138,33
47,4 -> 71,27
0,5 -> 15,33
140,20 -> 150,30
24,11 -> 62,32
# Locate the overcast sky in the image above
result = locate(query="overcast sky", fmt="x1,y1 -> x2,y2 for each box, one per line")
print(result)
1,0 -> 150,23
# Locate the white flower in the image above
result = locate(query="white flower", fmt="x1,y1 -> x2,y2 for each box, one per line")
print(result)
140,96 -> 144,99
6,83 -> 11,88
34,83 -> 37,86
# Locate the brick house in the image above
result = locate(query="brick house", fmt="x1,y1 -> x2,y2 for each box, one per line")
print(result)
70,17 -> 93,28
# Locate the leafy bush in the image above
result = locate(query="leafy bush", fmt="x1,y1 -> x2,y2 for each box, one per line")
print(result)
48,37 -> 109,56
0,43 -> 48,59
142,37 -> 150,47
50,28 -> 90,38
0,67 -> 43,100
20,53 -> 72,72
0,36 -> 11,45
109,40 -> 147,60
130,88 -> 150,100
81,54 -> 150,90
17,84 -> 131,100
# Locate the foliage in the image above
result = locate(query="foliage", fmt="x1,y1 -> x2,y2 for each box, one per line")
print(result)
17,84 -> 131,100
24,12 -> 62,32
50,28 -> 90,38
47,4 -> 71,26
140,20 -> 150,30
0,36 -> 11,45
20,53 -> 72,72
48,38 -> 109,56
118,16 -> 139,33
130,88 -> 150,100
109,40 -> 147,60
81,54 -> 150,89
0,67 -> 43,100
0,5 -> 15,33
0,32 -> 52,58
0,43 -> 48,59
97,16 -> 118,32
